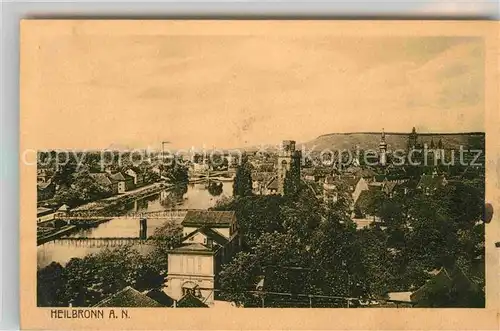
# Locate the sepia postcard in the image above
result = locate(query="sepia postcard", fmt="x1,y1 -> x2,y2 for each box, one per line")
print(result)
20,20 -> 500,330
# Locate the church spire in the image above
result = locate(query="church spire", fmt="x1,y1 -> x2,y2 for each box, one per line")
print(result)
379,128 -> 387,166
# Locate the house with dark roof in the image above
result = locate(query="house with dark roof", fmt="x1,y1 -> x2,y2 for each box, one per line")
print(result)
251,172 -> 275,195
89,172 -> 118,195
109,172 -> 135,193
181,210 -> 237,239
410,266 -> 484,307
94,286 -> 165,307
175,292 -> 209,308
382,180 -> 398,197
352,177 -> 369,205
125,168 -> 145,188
352,186 -> 384,221
265,176 -> 279,195
167,211 -> 240,306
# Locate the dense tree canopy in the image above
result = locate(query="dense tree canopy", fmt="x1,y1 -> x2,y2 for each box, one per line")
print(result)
232,155 -> 253,197
37,221 -> 181,307
217,174 -> 485,307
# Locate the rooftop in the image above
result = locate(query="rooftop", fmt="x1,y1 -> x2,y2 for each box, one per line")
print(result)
266,176 -> 278,190
176,293 -> 209,308
94,286 -> 164,307
183,226 -> 230,246
89,172 -> 113,186
181,210 -> 235,228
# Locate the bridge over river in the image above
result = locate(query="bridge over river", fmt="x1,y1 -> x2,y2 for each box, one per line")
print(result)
53,208 -> 193,221
54,237 -> 153,248
38,180 -> 234,267
39,209 -> 197,246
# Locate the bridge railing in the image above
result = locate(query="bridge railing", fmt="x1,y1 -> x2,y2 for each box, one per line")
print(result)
52,237 -> 154,248
54,208 -> 201,220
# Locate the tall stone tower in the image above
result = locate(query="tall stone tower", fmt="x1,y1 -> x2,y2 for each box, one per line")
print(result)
379,129 -> 387,166
408,127 -> 418,151
277,140 -> 301,195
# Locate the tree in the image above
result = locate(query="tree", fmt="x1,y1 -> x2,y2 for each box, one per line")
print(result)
233,155 -> 253,197
207,181 -> 223,197
219,252 -> 261,306
212,195 -> 283,248
163,164 -> 189,184
283,161 -> 301,197
37,262 -> 65,306
38,244 -> 171,307
218,182 -> 369,307
52,157 -> 77,188
53,170 -> 112,207
355,227 -> 399,297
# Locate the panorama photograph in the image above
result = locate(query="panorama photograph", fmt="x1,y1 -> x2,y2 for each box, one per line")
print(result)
36,34 -> 486,308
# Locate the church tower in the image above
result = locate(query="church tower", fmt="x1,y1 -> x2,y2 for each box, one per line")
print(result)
277,140 -> 301,195
408,127 -> 418,151
379,129 -> 387,166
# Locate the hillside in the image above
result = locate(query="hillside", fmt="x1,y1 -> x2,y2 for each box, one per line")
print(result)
302,132 -> 485,152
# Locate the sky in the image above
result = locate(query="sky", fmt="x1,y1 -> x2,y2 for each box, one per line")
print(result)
34,32 -> 484,150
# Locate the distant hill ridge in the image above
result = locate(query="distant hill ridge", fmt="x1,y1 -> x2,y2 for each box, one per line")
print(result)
316,131 -> 485,138
303,131 -> 485,151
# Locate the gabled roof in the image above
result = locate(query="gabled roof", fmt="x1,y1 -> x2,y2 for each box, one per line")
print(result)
181,210 -> 235,228
354,189 -> 381,214
182,226 -> 229,245
89,172 -> 113,186
383,181 -> 398,194
341,176 -> 360,190
410,266 -> 478,304
109,172 -> 130,182
176,293 -> 208,308
94,286 -> 164,307
57,204 -> 70,212
266,176 -> 278,190
145,289 -> 175,307
169,243 -> 217,254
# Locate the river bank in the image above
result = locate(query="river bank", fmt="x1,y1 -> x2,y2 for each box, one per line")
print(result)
72,182 -> 173,213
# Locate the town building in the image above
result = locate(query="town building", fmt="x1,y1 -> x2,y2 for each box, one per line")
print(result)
125,168 -> 145,187
379,129 -> 387,166
277,140 -> 301,195
165,211 -> 240,306
94,286 -> 165,307
109,172 -> 135,194
251,172 -> 275,195
89,172 -> 118,195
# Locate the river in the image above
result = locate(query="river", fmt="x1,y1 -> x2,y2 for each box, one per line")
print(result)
37,181 -> 233,268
